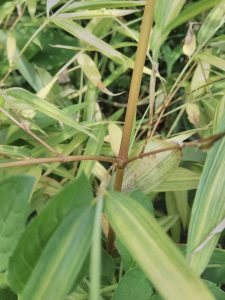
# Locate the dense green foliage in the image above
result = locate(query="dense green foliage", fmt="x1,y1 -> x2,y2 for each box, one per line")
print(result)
0,0 -> 225,299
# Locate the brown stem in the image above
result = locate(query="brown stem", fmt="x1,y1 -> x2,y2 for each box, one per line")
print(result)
108,0 -> 156,254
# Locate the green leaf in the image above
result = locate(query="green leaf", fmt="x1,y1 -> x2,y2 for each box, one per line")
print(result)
197,52 -> 225,72
204,280 -> 225,300
153,167 -> 200,192
166,0 -> 223,34
105,192 -> 215,300
21,206 -> 95,300
89,198 -> 104,300
51,16 -> 150,74
112,267 -> 153,300
8,174 -> 93,293
186,112 -> 225,275
151,0 -> 185,57
59,9 -> 138,20
61,1 -> 145,12
197,0 -> 225,46
78,125 -> 105,178
27,0 -> 37,18
0,286 -> 17,300
5,88 -> 93,138
47,0 -> 61,17
0,175 -> 35,271
122,139 -> 181,194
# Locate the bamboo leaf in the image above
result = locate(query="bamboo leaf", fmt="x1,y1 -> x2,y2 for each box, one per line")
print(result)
166,0 -> 223,34
112,267 -> 153,300
61,1 -> 145,12
153,167 -> 200,192
105,192 -> 215,300
5,88 -> 93,138
151,0 -> 185,56
186,112 -> 225,275
77,53 -> 121,96
8,174 -> 93,293
197,0 -> 225,46
89,198 -> 104,300
197,52 -> 225,72
59,9 -> 138,20
47,0 -> 61,17
122,139 -> 181,194
21,206 -> 95,300
0,175 -> 35,271
51,16 -> 150,75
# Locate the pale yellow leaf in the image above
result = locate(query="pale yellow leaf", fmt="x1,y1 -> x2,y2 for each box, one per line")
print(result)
7,32 -> 17,67
191,61 -> 210,96
108,122 -> 122,156
186,103 -> 200,126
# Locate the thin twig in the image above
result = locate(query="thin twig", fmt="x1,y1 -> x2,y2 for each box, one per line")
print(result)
0,133 -> 224,170
0,107 -> 61,156
0,155 -> 118,169
150,63 -> 196,139
125,132 -> 225,165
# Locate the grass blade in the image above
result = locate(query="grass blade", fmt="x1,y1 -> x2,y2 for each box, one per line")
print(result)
105,192 -> 215,300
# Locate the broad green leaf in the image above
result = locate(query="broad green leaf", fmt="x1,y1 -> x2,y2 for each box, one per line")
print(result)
112,267 -> 153,300
0,175 -> 35,271
8,174 -> 93,293
153,167 -> 200,192
186,112 -> 225,275
197,0 -> 225,46
21,206 -> 95,300
105,192 -> 215,300
5,88 -> 93,138
0,286 -> 17,300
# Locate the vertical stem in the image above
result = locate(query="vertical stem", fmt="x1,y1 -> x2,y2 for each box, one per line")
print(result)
117,0 -> 155,163
108,0 -> 156,253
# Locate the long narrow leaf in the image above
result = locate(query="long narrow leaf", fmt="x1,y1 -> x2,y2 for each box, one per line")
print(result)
186,109 -> 225,275
105,192 -> 215,300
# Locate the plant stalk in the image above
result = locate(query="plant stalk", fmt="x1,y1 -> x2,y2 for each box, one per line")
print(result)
108,0 -> 156,253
